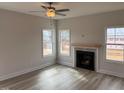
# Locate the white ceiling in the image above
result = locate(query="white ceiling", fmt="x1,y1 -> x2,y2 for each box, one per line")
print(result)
0,2 -> 124,19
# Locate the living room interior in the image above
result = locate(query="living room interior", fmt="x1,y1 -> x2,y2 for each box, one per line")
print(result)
0,2 -> 124,90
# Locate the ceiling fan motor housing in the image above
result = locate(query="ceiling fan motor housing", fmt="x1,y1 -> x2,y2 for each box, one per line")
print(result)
46,8 -> 55,17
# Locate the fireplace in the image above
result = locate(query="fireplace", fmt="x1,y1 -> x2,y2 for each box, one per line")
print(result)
76,50 -> 95,71
72,44 -> 101,72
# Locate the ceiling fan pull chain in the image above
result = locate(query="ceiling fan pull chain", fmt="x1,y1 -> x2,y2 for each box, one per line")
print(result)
49,17 -> 53,29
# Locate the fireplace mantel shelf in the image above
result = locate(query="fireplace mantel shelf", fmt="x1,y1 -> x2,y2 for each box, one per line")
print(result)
71,44 -> 101,49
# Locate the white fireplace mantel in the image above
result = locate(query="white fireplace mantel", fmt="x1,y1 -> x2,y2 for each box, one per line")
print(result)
72,44 -> 101,72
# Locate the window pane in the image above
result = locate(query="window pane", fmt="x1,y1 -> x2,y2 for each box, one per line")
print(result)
106,45 -> 123,62
116,28 -> 124,35
115,28 -> 124,44
107,28 -> 115,35
107,35 -> 115,44
116,35 -> 124,44
60,30 -> 70,56
43,30 -> 52,56
107,28 -> 115,44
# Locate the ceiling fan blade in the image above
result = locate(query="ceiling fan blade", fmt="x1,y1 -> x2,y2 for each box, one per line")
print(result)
56,12 -> 66,16
56,9 -> 70,12
41,5 -> 48,10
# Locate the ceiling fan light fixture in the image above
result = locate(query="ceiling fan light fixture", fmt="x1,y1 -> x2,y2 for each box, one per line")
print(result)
46,9 -> 55,17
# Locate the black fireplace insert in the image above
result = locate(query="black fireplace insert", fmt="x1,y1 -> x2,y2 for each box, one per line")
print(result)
76,50 -> 95,71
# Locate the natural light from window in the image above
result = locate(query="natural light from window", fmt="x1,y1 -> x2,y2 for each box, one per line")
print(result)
43,30 -> 53,56
60,30 -> 70,56
106,27 -> 124,62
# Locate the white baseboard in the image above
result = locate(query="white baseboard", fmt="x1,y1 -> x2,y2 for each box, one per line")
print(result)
99,69 -> 124,78
0,62 -> 55,81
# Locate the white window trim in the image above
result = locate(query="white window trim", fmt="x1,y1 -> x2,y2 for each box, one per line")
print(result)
59,29 -> 71,57
105,26 -> 124,64
42,29 -> 54,57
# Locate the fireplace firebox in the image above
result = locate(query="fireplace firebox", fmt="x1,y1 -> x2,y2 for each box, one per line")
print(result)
76,50 -> 95,71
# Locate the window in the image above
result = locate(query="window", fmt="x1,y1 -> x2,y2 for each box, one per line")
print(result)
43,29 -> 53,56
59,30 -> 70,56
106,27 -> 124,63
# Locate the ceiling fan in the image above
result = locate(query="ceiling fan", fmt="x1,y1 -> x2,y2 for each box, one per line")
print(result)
30,2 -> 70,17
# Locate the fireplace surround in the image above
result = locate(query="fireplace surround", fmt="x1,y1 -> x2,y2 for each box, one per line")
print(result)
72,44 -> 101,72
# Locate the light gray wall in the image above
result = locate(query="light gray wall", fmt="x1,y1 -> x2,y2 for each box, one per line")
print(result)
0,8 -> 124,80
0,9 -> 56,81
57,10 -> 124,77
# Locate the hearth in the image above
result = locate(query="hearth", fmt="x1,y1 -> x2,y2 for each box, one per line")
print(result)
76,50 -> 95,71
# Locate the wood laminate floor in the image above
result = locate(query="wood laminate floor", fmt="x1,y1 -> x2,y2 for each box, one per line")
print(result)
0,64 -> 124,90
